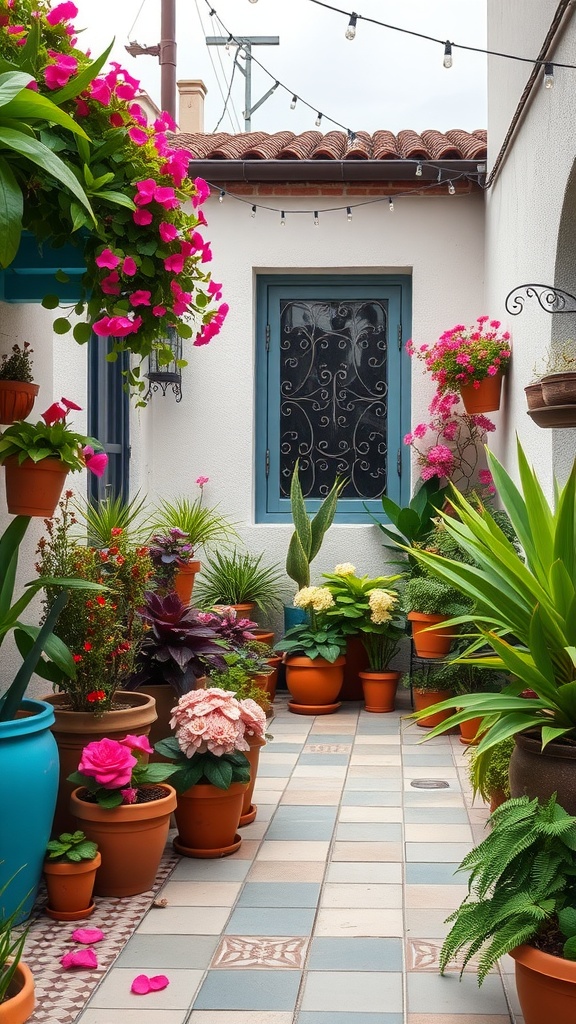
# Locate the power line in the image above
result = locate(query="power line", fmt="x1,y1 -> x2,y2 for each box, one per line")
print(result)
212,52 -> 240,132
193,0 -> 242,132
208,6 -> 243,132
127,0 -> 148,41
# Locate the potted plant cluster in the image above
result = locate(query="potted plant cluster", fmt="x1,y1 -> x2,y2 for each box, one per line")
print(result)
407,316 -> 512,414
0,1 -> 228,393
0,397 -> 107,517
276,586 -> 347,715
467,737 -> 514,812
155,687 -> 266,857
43,830 -> 100,921
407,441 -> 576,815
440,794 -> 576,1022
404,665 -> 458,729
403,575 -> 467,659
150,484 -> 237,588
148,528 -> 199,604
525,338 -> 576,426
0,343 -> 39,425
68,733 -> 177,896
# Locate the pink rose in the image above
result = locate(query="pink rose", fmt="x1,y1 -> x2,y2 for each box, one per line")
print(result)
78,738 -> 136,789
120,734 -> 153,755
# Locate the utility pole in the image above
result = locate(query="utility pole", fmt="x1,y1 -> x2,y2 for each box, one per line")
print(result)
126,0 -> 177,122
206,36 -> 279,131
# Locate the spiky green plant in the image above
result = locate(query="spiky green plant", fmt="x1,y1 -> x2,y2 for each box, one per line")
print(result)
150,496 -> 237,555
195,549 -> 285,614
440,795 -> 576,984
285,460 -> 345,591
74,492 -> 154,547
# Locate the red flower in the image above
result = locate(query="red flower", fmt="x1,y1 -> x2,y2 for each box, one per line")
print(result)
86,690 -> 106,703
72,654 -> 83,663
83,642 -> 92,652
96,596 -> 106,606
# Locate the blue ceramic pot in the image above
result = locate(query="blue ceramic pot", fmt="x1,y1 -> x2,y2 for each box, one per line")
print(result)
0,699 -> 59,923
283,604 -> 308,631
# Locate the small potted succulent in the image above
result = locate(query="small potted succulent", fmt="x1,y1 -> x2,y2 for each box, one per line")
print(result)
43,831 -> 101,922
0,343 -> 39,425
155,687 -> 266,857
0,397 -> 107,517
68,734 -> 177,897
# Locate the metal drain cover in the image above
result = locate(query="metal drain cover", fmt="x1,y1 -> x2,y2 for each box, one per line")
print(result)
410,779 -> 450,789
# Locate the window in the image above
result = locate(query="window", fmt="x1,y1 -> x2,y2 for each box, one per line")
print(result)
255,275 -> 411,522
87,336 -> 130,503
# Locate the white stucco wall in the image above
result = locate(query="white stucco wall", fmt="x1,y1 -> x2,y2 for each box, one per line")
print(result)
485,1 -> 576,490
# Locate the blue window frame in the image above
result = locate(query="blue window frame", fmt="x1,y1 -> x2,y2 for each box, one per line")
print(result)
87,336 -> 130,503
255,274 -> 412,523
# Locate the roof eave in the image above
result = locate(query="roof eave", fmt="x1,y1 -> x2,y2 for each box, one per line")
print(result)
186,158 -> 484,184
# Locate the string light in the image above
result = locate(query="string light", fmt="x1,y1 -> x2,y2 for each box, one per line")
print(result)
415,162 -> 423,177
251,205 -> 256,217
225,33 -> 232,52
544,63 -> 555,88
219,190 -> 225,203
313,211 -> 320,225
346,206 -> 352,221
443,40 -> 453,69
345,13 -> 357,40
290,94 -> 297,109
448,180 -> 455,195
388,197 -> 394,212
280,210 -> 286,226
315,112 -> 323,127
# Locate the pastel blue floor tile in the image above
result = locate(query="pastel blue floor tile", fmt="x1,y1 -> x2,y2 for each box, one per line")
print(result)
267,743 -> 305,752
272,805 -> 338,821
406,971 -> 508,1013
404,806 -> 469,824
342,792 -> 402,807
225,906 -> 316,934
258,763 -> 295,777
402,751 -> 457,766
169,859 -> 251,881
298,754 -> 350,765
298,1015 -> 402,1024
305,734 -> 355,743
336,823 -> 402,842
301,971 -> 403,1013
115,934 -> 219,969
265,819 -> 335,840
405,862 -> 467,884
237,882 -> 321,907
193,969 -> 301,1010
307,937 -> 403,971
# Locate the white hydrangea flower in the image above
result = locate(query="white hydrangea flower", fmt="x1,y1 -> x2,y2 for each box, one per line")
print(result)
333,562 -> 356,576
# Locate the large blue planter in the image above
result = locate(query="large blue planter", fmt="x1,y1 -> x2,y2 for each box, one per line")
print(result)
283,605 -> 308,631
0,699 -> 59,923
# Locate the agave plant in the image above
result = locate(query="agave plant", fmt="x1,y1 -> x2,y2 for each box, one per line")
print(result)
129,591 -> 229,695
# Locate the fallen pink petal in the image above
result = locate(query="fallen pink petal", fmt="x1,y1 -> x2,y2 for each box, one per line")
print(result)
149,975 -> 170,991
131,975 -> 151,994
60,949 -> 98,970
72,928 -> 105,944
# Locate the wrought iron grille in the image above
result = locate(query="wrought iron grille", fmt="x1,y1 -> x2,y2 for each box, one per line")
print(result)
278,298 -> 389,499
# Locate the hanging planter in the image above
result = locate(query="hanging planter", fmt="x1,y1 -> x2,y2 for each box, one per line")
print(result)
541,371 -> 576,407
4,456 -> 68,518
0,381 -> 39,425
460,372 -> 503,414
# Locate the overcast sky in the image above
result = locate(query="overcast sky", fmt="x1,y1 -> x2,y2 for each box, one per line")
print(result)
75,0 -> 487,135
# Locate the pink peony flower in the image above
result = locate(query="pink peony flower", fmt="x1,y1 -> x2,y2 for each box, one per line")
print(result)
95,248 -> 120,270
78,738 -> 137,789
46,1 -> 78,24
238,698 -> 267,738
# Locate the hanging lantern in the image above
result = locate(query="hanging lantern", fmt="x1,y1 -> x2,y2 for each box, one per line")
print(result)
144,327 -> 183,402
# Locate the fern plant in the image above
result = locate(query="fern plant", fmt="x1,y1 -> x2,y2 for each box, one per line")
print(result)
440,795 -> 576,984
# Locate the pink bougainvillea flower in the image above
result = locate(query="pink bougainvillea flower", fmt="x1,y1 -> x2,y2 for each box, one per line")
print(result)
116,81 -> 137,101
45,53 -> 78,90
164,253 -> 185,274
101,272 -> 121,296
154,186 -> 179,210
131,974 -> 170,995
160,150 -> 189,187
95,248 -> 120,270
128,102 -> 147,126
122,256 -> 137,276
61,397 -> 82,411
6,24 -> 25,33
133,208 -> 153,226
41,402 -> 67,426
93,315 -> 141,338
192,177 -> 210,206
129,290 -> 151,307
128,126 -> 148,146
85,451 -> 108,478
89,78 -> 111,106
159,222 -> 178,243
72,928 -> 105,944
46,1 -> 78,24
152,305 -> 167,317
61,949 -> 98,970
78,737 -> 136,789
120,734 -> 153,755
207,280 -> 223,300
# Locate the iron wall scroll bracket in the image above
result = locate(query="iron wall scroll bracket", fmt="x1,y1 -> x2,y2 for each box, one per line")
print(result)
144,375 -> 182,402
505,284 -> 576,316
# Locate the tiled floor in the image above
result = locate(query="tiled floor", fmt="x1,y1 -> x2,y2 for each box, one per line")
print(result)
25,691 -> 523,1023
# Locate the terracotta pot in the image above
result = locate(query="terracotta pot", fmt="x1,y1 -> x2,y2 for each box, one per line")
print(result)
43,852 -> 102,921
70,784 -> 176,896
509,730 -> 576,816
251,629 -> 275,647
173,560 -> 201,605
359,670 -> 400,713
510,943 -> 576,1023
459,716 -> 486,746
489,789 -> 508,813
413,688 -> 455,728
339,635 -> 368,700
4,456 -> 68,517
541,371 -> 576,407
43,691 -> 157,834
407,611 -> 453,658
285,655 -> 345,715
262,656 -> 281,701
0,963 -> 35,1024
214,602 -> 255,617
460,372 -> 503,414
525,381 -> 545,411
0,380 -> 39,425
239,735 -> 266,826
173,781 -> 247,857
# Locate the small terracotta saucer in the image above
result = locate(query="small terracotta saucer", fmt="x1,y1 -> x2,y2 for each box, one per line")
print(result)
44,902 -> 95,921
239,803 -> 257,827
288,701 -> 341,715
173,834 -> 242,858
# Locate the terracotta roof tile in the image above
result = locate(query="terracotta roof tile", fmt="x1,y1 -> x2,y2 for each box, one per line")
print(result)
176,129 -> 487,162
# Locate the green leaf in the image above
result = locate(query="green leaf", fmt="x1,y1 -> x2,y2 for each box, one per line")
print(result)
0,589 -> 68,722
136,238 -> 158,256
176,322 -> 193,339
53,318 -> 71,335
14,625 -> 76,680
204,757 -> 233,790
154,736 -> 180,759
95,190 -> 136,211
0,71 -> 34,106
97,790 -> 123,809
0,156 -> 22,268
17,17 -> 40,74
50,42 -> 114,104
142,762 -> 178,782
559,907 -> 576,939
73,322 -> 92,344
69,201 -> 89,232
2,91 -> 91,140
54,269 -> 70,284
0,127 -> 95,219
285,531 -> 310,591
563,936 -> 576,961
41,293 -> 59,310
309,476 -> 345,562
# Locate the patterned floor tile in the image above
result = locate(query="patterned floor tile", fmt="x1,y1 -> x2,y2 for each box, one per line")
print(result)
211,935 -> 308,968
406,938 -> 490,974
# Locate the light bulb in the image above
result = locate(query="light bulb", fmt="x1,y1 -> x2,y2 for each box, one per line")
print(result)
290,95 -> 297,110
225,35 -> 232,52
388,197 -> 394,212
347,207 -> 352,222
415,162 -> 423,177
437,169 -> 442,184
251,205 -> 256,218
248,0 -> 259,4
219,190 -> 225,203
345,13 -> 357,40
315,112 -> 323,127
280,211 -> 286,227
313,211 -> 319,226
544,63 -> 554,88
443,41 -> 453,69
448,181 -> 455,195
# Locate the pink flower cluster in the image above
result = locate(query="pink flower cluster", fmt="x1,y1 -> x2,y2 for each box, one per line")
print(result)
404,390 -> 496,489
77,734 -> 153,799
407,316 -> 511,395
169,688 -> 266,759
40,397 -> 108,477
